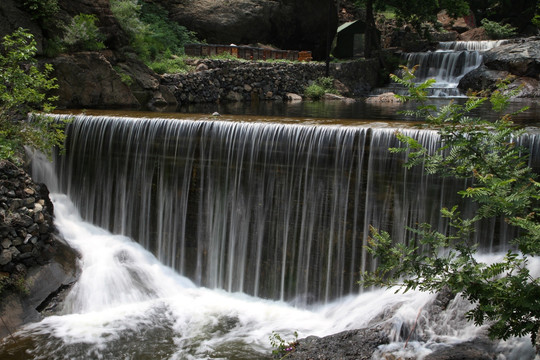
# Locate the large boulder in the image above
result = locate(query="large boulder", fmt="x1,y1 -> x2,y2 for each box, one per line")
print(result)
286,328 -> 389,360
482,38 -> 540,78
50,51 -> 177,110
458,38 -> 540,98
423,339 -> 497,360
50,51 -> 140,109
459,27 -> 489,41
458,65 -> 511,93
156,0 -> 337,60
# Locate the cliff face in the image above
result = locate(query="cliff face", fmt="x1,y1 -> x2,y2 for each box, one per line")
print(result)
157,0 -> 337,60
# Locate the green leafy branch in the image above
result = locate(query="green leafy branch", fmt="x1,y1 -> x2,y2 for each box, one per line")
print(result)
362,67 -> 540,342
0,28 -> 69,164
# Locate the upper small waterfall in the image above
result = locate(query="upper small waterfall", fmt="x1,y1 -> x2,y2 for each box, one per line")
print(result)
437,40 -> 508,51
374,40 -> 508,97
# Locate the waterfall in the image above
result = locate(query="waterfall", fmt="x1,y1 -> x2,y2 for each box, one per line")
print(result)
374,40 -> 508,97
50,114 -> 533,305
8,113 -> 537,359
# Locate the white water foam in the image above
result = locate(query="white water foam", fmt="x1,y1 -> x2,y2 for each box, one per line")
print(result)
1,193 -> 535,359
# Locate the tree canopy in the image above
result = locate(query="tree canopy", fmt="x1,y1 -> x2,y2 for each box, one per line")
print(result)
356,0 -> 537,45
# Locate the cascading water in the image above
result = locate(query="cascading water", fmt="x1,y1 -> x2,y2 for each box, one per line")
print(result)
51,114 -> 529,304
2,114 -> 538,359
375,40 -> 508,97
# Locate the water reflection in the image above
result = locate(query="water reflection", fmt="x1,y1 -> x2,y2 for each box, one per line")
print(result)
56,98 -> 540,127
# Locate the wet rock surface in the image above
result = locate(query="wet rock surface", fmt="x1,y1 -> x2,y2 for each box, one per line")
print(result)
0,160 -> 79,339
278,287 -> 537,360
422,340 -> 497,360
483,38 -> 540,78
287,327 -> 390,360
458,37 -> 540,98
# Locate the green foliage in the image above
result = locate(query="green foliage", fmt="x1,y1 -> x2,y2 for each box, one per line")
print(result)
481,18 -> 518,39
113,66 -> 134,86
533,2 -> 540,29
362,67 -> 540,342
110,0 -> 147,38
210,52 -> 243,61
269,331 -> 298,359
62,14 -> 106,52
265,58 -> 294,64
0,28 -> 67,164
148,55 -> 191,74
304,84 -> 326,100
110,0 -> 197,73
0,273 -> 29,298
138,1 -> 196,61
43,37 -> 65,58
304,77 -> 339,100
357,0 -> 469,34
21,0 -> 60,30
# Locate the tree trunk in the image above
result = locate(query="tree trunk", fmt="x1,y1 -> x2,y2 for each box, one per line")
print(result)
364,0 -> 376,58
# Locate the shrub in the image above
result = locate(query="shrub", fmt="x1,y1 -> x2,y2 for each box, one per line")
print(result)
63,14 -> 106,51
481,18 -> 517,39
148,55 -> 190,75
110,0 -> 150,58
21,0 -> 60,31
0,28 -> 67,164
110,0 -> 147,38
43,37 -> 65,57
304,83 -> 326,100
110,0 -> 197,73
532,3 -> 540,29
304,77 -> 339,100
137,1 -> 197,62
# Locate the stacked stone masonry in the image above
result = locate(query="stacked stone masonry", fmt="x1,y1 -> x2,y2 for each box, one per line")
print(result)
0,160 -> 56,283
162,59 -> 379,105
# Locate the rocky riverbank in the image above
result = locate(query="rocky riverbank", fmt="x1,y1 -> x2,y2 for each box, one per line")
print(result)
278,287 -> 540,359
0,160 -> 79,340
458,36 -> 540,98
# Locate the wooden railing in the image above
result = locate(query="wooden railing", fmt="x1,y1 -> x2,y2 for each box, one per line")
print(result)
185,44 -> 312,61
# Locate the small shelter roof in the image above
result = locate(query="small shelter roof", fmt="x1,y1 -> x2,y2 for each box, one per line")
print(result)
337,20 -> 365,33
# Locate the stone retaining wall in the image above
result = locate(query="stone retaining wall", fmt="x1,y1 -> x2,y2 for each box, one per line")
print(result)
0,160 -> 56,275
162,59 -> 379,105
